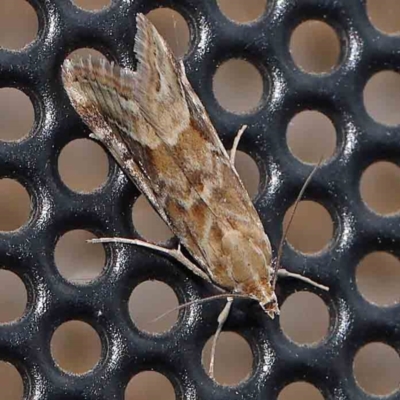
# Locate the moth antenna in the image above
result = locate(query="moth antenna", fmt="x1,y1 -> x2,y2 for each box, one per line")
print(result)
275,157 -> 323,279
150,293 -> 249,323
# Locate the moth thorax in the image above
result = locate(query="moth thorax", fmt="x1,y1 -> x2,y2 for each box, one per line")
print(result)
221,229 -> 276,307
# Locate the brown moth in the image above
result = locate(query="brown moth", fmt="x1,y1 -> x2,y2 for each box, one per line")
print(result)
61,13 -> 328,377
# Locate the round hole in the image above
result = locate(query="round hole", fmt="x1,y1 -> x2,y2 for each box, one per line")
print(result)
0,88 -> 34,142
283,201 -> 333,254
147,8 -> 190,58
367,0 -> 400,35
290,21 -> 340,74
364,71 -> 400,126
129,281 -> 179,333
360,161 -> 400,215
51,321 -> 101,374
66,48 -> 105,61
356,252 -> 400,306
72,0 -> 111,11
58,139 -> 109,193
55,230 -> 106,283
202,332 -> 253,385
65,48 -> 106,74
0,179 -> 30,232
0,270 -> 27,323
132,195 -> 173,243
280,292 -> 329,344
353,342 -> 400,395
234,150 -> 260,198
125,371 -> 176,400
0,1 -> 38,50
278,382 -> 324,400
217,0 -> 267,23
213,59 -> 264,114
0,361 -> 24,400
287,111 -> 336,164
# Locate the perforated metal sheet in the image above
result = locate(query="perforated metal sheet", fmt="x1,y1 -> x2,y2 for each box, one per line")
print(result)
0,0 -> 399,399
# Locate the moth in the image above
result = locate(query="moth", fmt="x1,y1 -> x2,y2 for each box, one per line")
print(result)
61,13 -> 328,377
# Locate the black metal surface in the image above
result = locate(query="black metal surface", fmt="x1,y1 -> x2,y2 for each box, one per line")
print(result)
0,0 -> 399,399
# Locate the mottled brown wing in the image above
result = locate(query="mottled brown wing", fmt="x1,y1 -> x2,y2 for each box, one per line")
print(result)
131,14 -> 265,235
61,14 -> 272,292
62,56 -> 212,274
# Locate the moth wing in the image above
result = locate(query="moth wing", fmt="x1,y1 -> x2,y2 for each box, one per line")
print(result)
130,14 -> 272,280
131,14 -> 265,233
132,14 -> 231,161
61,58 -> 213,276
61,59 -> 171,225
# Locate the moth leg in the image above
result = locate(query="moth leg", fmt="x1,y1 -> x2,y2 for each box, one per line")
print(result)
230,125 -> 247,165
88,237 -> 213,283
277,268 -> 329,291
209,296 -> 233,379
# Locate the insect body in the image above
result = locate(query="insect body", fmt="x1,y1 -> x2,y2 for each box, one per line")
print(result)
62,13 -> 327,377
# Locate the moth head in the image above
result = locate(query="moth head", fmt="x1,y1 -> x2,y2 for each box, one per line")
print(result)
259,292 -> 280,318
